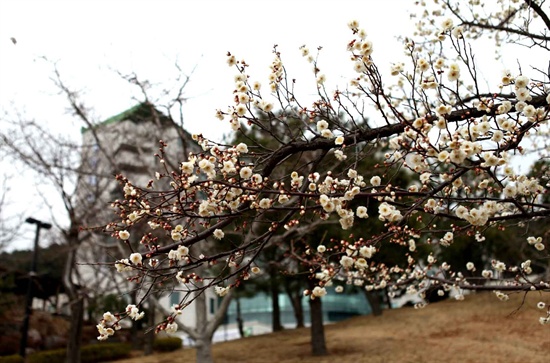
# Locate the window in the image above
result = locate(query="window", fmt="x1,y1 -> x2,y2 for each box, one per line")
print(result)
170,292 -> 180,306
209,297 -> 216,314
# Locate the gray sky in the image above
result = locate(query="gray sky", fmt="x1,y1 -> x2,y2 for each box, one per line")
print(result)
0,0 -> 543,249
0,0 -> 415,249
0,0 -> 414,138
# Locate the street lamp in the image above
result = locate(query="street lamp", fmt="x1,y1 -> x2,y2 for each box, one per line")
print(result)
19,217 -> 52,358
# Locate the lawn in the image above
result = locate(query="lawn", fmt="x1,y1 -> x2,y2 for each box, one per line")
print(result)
115,291 -> 550,363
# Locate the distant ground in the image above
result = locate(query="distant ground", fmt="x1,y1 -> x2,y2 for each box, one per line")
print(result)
115,291 -> 550,363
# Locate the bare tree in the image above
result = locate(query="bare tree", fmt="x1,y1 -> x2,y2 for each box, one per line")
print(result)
0,175 -> 21,251
0,60 -> 199,362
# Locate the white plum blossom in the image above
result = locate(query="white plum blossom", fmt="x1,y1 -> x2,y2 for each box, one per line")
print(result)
378,202 -> 402,222
527,236 -> 542,245
213,229 -> 225,240
126,304 -> 145,321
97,324 -> 115,340
236,143 -> 249,153
514,75 -> 529,89
495,291 -> 509,301
355,258 -> 368,269
215,286 -> 230,297
115,259 -> 133,272
129,253 -> 142,265
321,129 -> 334,139
168,245 -> 189,261
165,322 -> 178,334
340,255 -> 354,268
239,167 -> 253,179
119,230 -> 130,240
493,261 -> 506,273
356,206 -> 369,218
258,198 -> 272,209
316,120 -> 329,132
311,286 -> 327,299
222,161 -> 236,174
334,150 -> 347,160
359,245 -> 376,258
181,161 -> 194,174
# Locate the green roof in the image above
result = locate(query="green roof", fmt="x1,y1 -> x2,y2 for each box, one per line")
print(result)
81,103 -> 169,134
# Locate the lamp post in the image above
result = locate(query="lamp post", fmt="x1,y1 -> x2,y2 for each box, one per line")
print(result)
19,217 -> 52,358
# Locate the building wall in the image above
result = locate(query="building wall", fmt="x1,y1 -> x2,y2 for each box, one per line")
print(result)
74,106 -> 208,332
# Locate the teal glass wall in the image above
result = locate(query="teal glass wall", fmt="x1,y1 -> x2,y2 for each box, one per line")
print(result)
225,286 -> 373,328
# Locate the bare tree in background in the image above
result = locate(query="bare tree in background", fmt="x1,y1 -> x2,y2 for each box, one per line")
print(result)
0,175 -> 20,251
0,60 -> 205,362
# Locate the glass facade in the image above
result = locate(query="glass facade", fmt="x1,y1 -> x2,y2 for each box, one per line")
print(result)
225,286 -> 373,328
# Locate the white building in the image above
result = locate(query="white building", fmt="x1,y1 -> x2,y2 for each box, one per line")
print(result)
75,102 -> 219,339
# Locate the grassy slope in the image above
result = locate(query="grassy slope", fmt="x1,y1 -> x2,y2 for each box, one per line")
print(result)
115,291 -> 550,363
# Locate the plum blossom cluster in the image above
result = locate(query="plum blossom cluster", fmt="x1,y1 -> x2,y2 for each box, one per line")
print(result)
99,11 -> 550,339
97,305 -> 143,341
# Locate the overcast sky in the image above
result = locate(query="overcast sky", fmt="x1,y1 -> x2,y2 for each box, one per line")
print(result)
0,0 -> 414,137
0,0 -> 418,249
0,0 -> 543,250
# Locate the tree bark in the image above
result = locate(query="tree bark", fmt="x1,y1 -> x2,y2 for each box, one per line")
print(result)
269,265 -> 283,332
307,277 -> 327,356
309,294 -> 327,356
284,283 -> 304,328
291,292 -> 304,328
195,336 -> 214,363
192,291 -> 215,363
63,240 -> 83,363
384,288 -> 393,309
66,296 -> 84,363
236,297 -> 245,338
364,290 -> 383,316
130,290 -> 141,350
149,289 -> 233,362
144,299 -> 155,355
192,284 -> 234,363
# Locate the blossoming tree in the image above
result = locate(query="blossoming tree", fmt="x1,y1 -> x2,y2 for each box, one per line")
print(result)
98,1 -> 550,360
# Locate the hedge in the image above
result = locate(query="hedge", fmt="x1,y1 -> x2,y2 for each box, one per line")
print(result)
153,337 -> 183,352
27,343 -> 131,363
0,355 -> 24,363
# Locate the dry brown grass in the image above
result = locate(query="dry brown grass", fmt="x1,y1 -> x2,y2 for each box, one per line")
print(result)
115,291 -> 550,363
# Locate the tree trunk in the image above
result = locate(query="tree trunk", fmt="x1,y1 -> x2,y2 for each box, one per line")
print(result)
195,336 -> 214,363
384,288 -> 393,309
269,266 -> 283,332
66,296 -> 84,363
309,295 -> 327,356
148,278 -> 233,362
63,240 -> 84,363
144,300 -> 155,355
236,296 -> 245,338
130,290 -> 141,349
364,290 -> 383,316
194,288 -> 215,363
308,278 -> 327,356
285,284 -> 305,328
